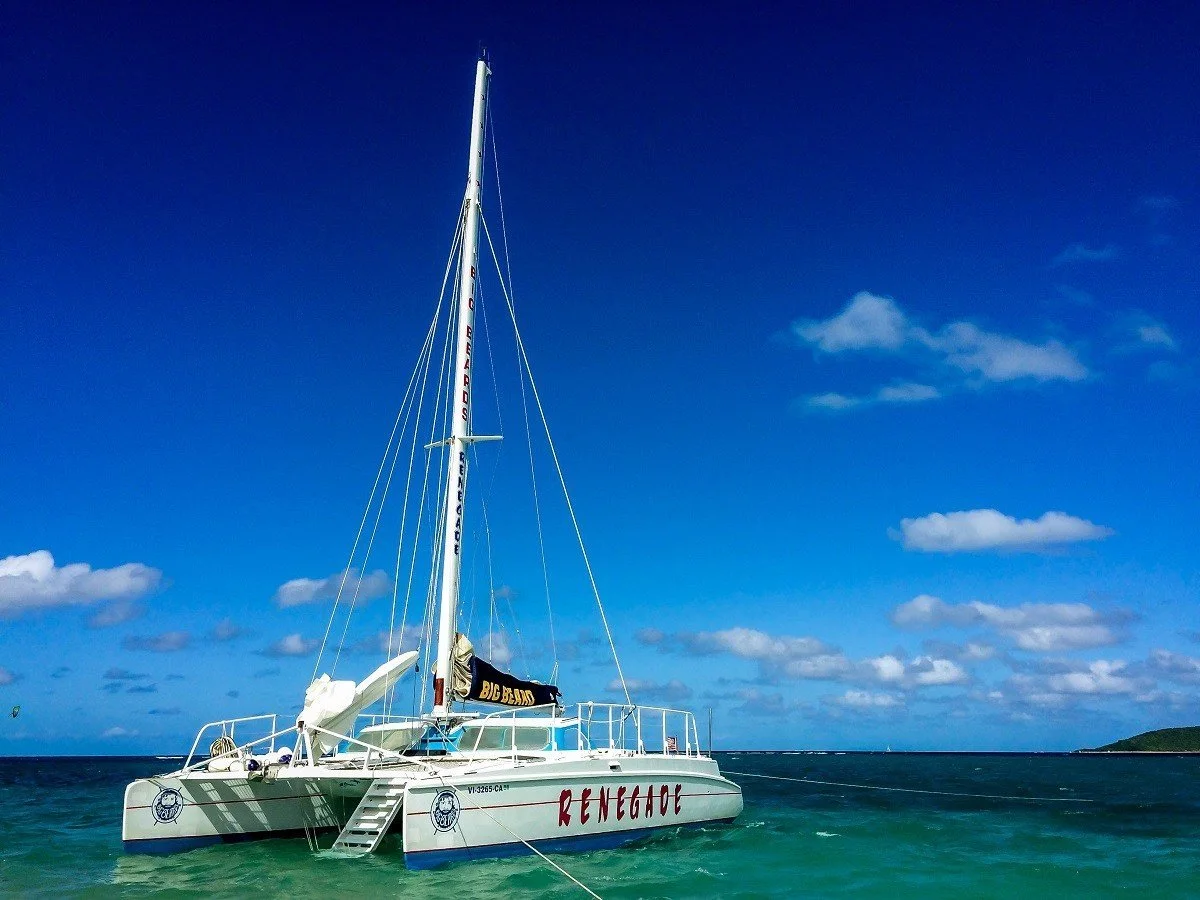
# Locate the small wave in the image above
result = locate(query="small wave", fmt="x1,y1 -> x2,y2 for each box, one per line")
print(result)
815,831 -> 840,838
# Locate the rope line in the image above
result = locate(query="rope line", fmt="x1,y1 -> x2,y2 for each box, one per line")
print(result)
723,769 -> 1093,803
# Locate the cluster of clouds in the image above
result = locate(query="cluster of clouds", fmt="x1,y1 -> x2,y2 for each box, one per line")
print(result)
891,594 -> 1128,652
272,567 -> 391,608
793,288 -> 1180,412
795,292 -> 1090,410
635,587 -> 1200,719
636,625 -> 969,693
0,550 -> 160,624
892,509 -> 1113,553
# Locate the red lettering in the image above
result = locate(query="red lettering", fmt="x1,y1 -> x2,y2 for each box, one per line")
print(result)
645,784 -> 654,818
466,324 -> 473,338
630,786 -> 640,820
616,786 -> 626,820
558,789 -> 572,826
461,408 -> 468,421
659,785 -> 669,816
598,788 -> 609,821
674,783 -> 682,815
468,296 -> 474,309
462,372 -> 470,388
580,788 -> 592,824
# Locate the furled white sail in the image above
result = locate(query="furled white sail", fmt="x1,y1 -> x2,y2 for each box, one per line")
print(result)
299,651 -> 418,755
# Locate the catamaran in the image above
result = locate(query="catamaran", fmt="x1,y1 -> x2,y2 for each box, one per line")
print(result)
121,54 -> 742,866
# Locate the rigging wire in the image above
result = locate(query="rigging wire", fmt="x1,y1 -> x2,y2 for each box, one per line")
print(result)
382,218 -> 466,713
488,111 -> 558,674
479,213 -> 632,706
418,235 -> 464,703
311,297 -> 439,682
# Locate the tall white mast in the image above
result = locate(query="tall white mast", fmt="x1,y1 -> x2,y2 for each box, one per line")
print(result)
433,55 -> 491,717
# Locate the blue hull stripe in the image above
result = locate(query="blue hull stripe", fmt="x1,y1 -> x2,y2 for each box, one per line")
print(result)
404,818 -> 737,870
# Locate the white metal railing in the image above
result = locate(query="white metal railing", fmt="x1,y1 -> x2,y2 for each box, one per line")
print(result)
182,714 -> 280,770
574,702 -> 701,758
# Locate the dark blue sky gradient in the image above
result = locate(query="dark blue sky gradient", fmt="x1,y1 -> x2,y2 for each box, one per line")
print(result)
2,2 -> 1198,751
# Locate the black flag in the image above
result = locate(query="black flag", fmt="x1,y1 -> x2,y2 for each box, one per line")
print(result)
466,656 -> 560,708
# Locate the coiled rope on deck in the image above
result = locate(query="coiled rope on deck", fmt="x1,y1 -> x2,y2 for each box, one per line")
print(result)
724,769 -> 1093,803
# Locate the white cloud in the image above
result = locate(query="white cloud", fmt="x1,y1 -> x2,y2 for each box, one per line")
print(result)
0,550 -> 161,619
210,618 -> 246,642
1148,649 -> 1200,685
894,509 -> 1114,553
676,627 -> 832,661
909,656 -> 970,686
635,627 -> 665,646
892,595 -> 1125,651
262,633 -> 319,657
918,323 -> 1088,383
833,689 -> 903,709
867,654 -> 906,683
1045,660 -> 1138,695
1050,243 -> 1120,266
862,653 -> 969,687
122,631 -> 190,652
875,382 -> 941,403
999,659 -> 1152,709
352,627 -> 419,656
0,667 -> 17,686
1136,322 -> 1177,350
804,382 -> 941,413
478,631 -> 514,667
804,392 -> 862,411
88,600 -> 145,628
794,292 -> 909,352
778,654 -> 854,680
793,294 -> 1089,412
101,726 -> 138,738
727,688 -> 795,717
273,568 -> 391,608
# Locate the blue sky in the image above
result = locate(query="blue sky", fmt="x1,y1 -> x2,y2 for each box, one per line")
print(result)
2,3 -> 1198,753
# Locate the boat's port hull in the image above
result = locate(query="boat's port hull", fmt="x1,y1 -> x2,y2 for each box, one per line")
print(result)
121,771 -> 362,854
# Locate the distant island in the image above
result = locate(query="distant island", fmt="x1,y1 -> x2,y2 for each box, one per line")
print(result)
1082,726 -> 1200,753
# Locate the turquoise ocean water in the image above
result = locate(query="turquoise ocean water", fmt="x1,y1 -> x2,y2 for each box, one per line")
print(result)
1,752 -> 1197,898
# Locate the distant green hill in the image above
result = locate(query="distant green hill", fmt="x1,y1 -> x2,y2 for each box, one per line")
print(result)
1085,726 -> 1200,752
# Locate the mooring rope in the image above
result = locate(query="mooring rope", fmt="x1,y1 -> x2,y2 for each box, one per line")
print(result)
723,769 -> 1093,803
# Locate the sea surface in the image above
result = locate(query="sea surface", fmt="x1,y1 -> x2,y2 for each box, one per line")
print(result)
1,752 -> 1197,898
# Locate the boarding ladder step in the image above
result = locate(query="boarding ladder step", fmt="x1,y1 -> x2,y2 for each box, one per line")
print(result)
329,777 -> 407,855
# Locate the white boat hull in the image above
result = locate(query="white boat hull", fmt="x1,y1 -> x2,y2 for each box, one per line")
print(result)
122,754 -> 741,862
402,755 -> 741,868
121,771 -> 363,854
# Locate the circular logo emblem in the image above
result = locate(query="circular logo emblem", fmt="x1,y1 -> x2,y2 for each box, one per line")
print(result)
430,789 -> 460,832
151,788 -> 184,824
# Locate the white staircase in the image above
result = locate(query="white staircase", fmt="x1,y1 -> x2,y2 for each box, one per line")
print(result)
329,777 -> 406,854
